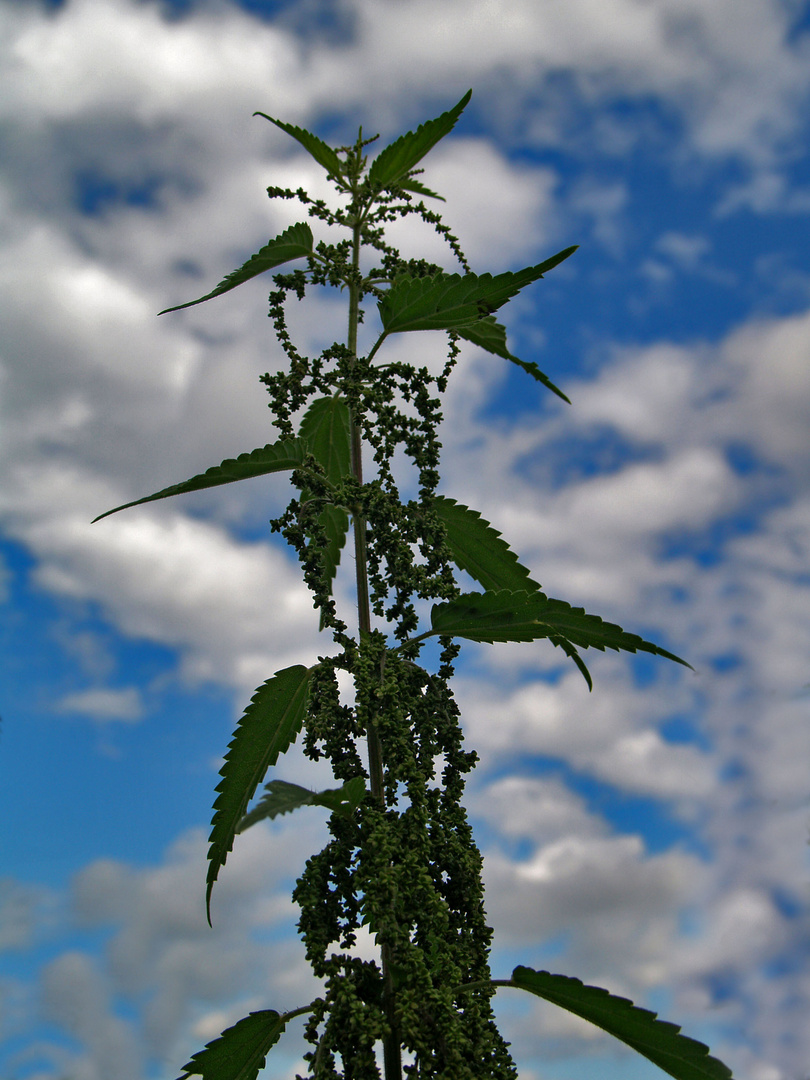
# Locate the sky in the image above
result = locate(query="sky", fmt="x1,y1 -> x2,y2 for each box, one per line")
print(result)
1,0 -> 810,1078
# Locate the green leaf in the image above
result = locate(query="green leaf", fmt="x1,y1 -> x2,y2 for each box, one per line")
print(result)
158,222 -> 314,314
507,355 -> 571,403
298,396 -> 353,619
311,774 -> 366,816
429,587 -> 597,685
432,496 -> 540,594
378,248 -> 578,335
368,90 -> 471,191
547,635 -> 596,691
316,504 -> 350,621
92,439 -> 307,522
177,1009 -> 287,1080
238,775 -> 366,831
509,967 -> 733,1080
455,316 -> 570,404
298,396 -> 351,486
398,177 -> 445,201
429,589 -> 691,682
206,666 -> 313,922
253,112 -> 344,178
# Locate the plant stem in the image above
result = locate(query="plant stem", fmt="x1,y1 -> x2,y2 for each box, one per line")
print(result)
347,213 -> 402,1080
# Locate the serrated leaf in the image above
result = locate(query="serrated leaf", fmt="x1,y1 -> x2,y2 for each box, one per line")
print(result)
92,439 -> 307,522
317,504 -> 350,624
237,780 -> 326,828
429,589 -> 691,679
312,774 -> 366,815
238,775 -> 366,831
378,248 -> 578,335
298,396 -> 353,621
398,177 -> 445,201
206,666 -> 313,921
546,634 -> 596,691
177,1009 -> 287,1080
432,496 -> 540,594
507,355 -> 571,403
455,317 -> 570,404
298,396 -> 351,485
368,90 -> 471,191
158,223 -> 313,314
254,112 -> 344,178
509,967 -> 733,1080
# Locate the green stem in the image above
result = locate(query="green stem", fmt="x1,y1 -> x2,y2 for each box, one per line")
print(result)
346,206 -> 402,1080
282,1002 -> 321,1023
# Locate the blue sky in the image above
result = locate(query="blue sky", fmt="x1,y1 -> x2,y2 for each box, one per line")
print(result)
1,1 -> 810,1078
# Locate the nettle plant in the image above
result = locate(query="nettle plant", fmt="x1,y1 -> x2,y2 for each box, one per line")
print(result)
97,92 -> 732,1080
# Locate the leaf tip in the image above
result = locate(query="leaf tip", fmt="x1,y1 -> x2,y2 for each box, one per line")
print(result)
577,658 -> 594,691
157,301 -> 191,316
650,642 -> 694,671
91,504 -> 126,524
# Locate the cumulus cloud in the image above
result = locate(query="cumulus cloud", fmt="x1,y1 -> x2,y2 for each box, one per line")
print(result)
0,823 -> 331,1079
331,0 -> 810,174
1,459 -> 320,692
476,775 -> 606,846
41,951 -> 144,1080
0,879 -> 55,951
459,670 -> 716,799
66,822 -> 326,1075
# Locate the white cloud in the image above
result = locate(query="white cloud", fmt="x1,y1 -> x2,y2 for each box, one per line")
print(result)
567,178 -> 628,252
475,775 -> 605,845
655,231 -> 711,267
59,822 -> 329,1073
57,686 -> 144,722
2,0 -> 303,124
719,310 -> 810,465
568,288 -> 810,479
675,887 -> 789,978
25,489 -> 319,690
484,830 -> 702,975
459,670 -> 716,799
716,170 -> 810,216
642,233 -> 734,290
41,951 -> 143,1080
0,879 -> 54,951
333,0 -> 810,169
